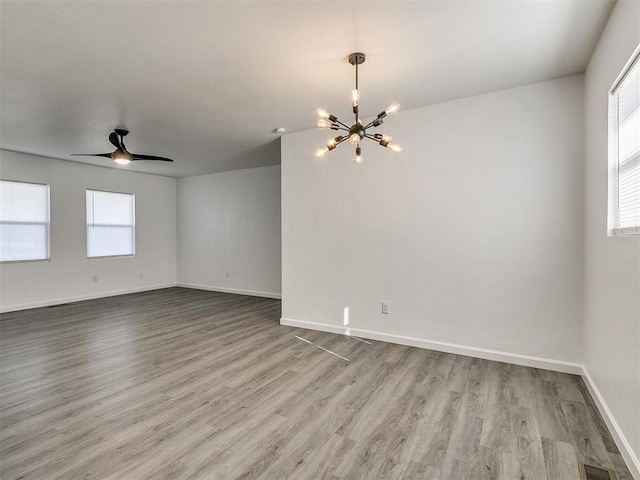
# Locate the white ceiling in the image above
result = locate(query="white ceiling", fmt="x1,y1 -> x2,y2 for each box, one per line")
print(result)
1,0 -> 614,178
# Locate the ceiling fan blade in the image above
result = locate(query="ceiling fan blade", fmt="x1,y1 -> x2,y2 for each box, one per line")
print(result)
71,153 -> 112,158
109,132 -> 125,151
132,154 -> 173,162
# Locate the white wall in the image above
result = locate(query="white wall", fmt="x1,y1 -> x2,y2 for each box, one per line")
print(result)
0,150 -> 177,312
282,75 -> 585,369
177,165 -> 281,298
584,0 -> 640,475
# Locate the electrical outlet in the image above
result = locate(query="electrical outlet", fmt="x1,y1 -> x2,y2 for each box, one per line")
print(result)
92,275 -> 98,283
382,301 -> 390,314
226,272 -> 230,278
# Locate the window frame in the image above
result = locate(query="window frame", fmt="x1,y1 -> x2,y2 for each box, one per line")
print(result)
0,179 -> 51,263
86,188 -> 136,259
608,44 -> 640,237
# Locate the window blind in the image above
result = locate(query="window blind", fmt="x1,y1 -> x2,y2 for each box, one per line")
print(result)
610,49 -> 640,235
86,190 -> 135,257
0,180 -> 50,262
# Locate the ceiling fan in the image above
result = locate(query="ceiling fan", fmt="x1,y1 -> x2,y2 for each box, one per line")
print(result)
71,129 -> 173,165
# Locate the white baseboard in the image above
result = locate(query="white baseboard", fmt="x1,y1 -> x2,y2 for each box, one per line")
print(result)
177,283 -> 281,300
280,317 -> 583,374
0,283 -> 177,313
581,366 -> 640,479
0,283 -> 281,313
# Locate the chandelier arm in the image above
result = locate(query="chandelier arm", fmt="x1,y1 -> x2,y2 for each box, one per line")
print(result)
363,119 -> 380,130
333,119 -> 350,129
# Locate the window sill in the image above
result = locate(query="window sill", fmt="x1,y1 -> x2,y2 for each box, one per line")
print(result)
0,258 -> 51,264
609,226 -> 640,236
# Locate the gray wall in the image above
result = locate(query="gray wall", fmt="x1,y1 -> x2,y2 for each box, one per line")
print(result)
177,165 -> 281,298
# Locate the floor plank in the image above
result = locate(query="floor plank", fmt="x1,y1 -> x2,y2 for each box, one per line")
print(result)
0,287 -> 633,479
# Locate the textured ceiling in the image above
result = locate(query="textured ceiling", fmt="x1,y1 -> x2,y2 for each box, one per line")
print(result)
0,0 -> 614,178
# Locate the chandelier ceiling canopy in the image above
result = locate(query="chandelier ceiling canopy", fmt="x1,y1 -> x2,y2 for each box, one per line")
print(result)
315,52 -> 402,165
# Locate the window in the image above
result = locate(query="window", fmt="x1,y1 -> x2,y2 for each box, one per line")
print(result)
609,46 -> 640,236
86,190 -> 135,258
0,180 -> 50,262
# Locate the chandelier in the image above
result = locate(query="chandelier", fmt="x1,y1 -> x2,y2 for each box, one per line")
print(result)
315,52 -> 402,165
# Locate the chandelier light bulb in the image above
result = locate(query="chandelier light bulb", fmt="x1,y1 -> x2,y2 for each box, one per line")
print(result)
379,133 -> 392,148
315,147 -> 329,158
354,147 -> 363,165
388,143 -> 402,153
317,118 -> 333,130
351,89 -> 360,107
327,138 -> 337,148
316,108 -> 330,119
385,103 -> 400,115
349,133 -> 361,145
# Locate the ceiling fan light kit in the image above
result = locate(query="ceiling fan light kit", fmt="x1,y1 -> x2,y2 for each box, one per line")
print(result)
111,129 -> 133,164
71,128 -> 174,165
315,52 -> 402,165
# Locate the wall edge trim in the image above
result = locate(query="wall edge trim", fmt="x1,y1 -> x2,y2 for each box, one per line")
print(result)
581,366 -> 640,479
280,317 -> 582,373
177,283 -> 282,299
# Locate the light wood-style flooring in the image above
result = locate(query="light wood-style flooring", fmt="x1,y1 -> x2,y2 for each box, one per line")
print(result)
0,287 -> 633,479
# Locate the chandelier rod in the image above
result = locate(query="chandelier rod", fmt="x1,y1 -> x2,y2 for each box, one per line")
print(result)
355,58 -> 359,91
354,61 -> 359,124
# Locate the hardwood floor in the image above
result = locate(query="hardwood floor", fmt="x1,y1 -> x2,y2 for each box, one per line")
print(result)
0,287 -> 632,479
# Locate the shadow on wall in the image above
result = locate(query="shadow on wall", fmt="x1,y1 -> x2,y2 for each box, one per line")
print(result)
215,138 -> 282,173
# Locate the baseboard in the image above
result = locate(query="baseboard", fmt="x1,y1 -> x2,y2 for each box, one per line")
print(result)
1,283 -> 282,313
581,366 -> 640,479
0,283 -> 177,313
280,317 -> 583,375
177,283 -> 281,300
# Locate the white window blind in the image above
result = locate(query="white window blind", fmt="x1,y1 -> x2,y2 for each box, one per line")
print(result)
0,180 -> 50,262
86,190 -> 135,258
609,47 -> 640,235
